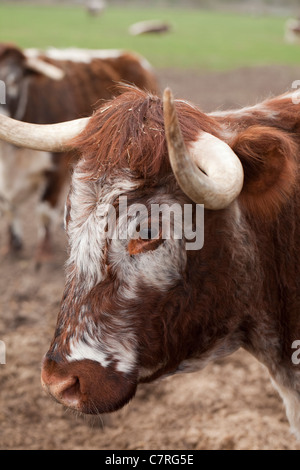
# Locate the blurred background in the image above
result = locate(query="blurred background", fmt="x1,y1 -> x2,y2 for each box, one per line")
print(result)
1,0 -> 300,69
1,0 -> 300,108
1,0 -> 300,451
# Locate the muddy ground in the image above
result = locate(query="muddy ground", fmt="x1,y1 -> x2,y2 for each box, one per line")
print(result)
1,66 -> 300,450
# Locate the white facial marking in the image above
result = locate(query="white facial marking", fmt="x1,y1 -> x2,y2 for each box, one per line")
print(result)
67,335 -> 111,367
66,313 -> 137,374
65,170 -> 190,378
67,167 -> 139,292
109,232 -> 185,290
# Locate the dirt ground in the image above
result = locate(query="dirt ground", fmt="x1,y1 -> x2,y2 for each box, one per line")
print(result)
1,65 -> 300,451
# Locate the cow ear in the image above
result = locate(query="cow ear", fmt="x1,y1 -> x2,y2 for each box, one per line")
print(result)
231,126 -> 298,219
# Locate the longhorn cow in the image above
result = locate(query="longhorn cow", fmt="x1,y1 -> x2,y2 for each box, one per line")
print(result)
0,87 -> 300,437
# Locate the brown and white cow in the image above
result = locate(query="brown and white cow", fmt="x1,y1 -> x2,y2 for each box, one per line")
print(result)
1,86 -> 300,437
0,44 -> 158,263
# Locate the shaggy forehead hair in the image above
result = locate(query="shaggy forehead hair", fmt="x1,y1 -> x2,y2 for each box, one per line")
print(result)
70,86 -> 221,181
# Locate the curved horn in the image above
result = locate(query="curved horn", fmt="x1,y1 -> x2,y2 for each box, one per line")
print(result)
0,113 -> 89,152
25,57 -> 65,81
163,88 -> 244,210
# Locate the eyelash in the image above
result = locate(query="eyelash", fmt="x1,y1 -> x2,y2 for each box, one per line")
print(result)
127,235 -> 163,256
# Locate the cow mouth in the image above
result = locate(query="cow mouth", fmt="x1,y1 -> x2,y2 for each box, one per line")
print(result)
41,356 -> 138,414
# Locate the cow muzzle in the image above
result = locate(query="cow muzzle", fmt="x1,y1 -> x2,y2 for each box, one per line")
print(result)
41,355 -> 138,414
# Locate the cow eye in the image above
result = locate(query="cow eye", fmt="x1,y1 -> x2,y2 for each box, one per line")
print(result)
139,227 -> 159,240
127,232 -> 163,255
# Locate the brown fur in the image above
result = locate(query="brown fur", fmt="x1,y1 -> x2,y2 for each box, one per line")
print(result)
71,86 -> 222,180
42,88 -> 300,435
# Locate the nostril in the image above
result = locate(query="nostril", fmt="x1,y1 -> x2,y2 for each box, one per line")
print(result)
42,367 -> 82,409
42,357 -> 138,414
60,376 -> 81,406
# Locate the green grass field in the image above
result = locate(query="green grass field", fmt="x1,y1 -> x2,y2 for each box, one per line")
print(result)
0,3 -> 299,70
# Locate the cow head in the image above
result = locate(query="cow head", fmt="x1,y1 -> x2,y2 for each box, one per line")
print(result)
0,43 -> 64,119
38,87 -> 247,414
0,87 -> 297,414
